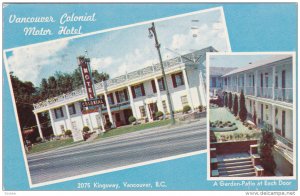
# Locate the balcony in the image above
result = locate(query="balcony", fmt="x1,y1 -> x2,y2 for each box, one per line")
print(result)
245,86 -> 255,96
257,87 -> 273,99
274,133 -> 293,164
274,88 -> 293,103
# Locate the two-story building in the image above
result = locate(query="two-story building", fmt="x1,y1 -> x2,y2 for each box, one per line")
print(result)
33,46 -> 216,139
219,54 -> 295,176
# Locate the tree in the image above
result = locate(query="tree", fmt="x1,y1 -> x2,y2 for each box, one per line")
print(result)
233,94 -> 238,116
259,124 -> 277,174
224,93 -> 228,107
92,70 -> 109,83
253,108 -> 257,125
228,92 -> 233,111
239,89 -> 248,122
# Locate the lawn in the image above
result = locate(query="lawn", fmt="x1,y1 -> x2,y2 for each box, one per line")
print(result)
28,119 -> 172,154
27,138 -> 83,154
96,119 -> 172,139
210,107 -> 261,141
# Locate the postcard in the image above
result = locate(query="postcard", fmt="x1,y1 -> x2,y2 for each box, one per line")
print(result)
2,3 -> 298,192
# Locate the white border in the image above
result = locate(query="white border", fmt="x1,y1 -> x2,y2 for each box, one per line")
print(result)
3,6 -> 231,188
206,52 -> 297,181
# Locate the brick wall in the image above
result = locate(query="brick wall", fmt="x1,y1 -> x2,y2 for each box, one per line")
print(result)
211,140 -> 258,155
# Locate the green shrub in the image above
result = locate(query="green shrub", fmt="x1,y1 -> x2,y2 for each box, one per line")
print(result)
36,137 -> 42,143
182,105 -> 191,113
83,126 -> 90,133
155,111 -> 164,118
65,130 -> 72,136
128,116 -> 136,124
198,105 -> 204,112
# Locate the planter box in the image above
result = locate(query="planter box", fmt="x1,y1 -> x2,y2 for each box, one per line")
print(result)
211,140 -> 258,155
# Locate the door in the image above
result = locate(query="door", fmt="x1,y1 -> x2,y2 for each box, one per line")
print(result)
148,103 -> 158,120
260,73 -> 263,96
260,104 -> 264,124
282,110 -> 286,137
123,109 -> 133,125
115,113 -> 121,127
282,70 -> 286,100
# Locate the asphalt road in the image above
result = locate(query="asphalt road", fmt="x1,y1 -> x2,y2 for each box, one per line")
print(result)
27,120 -> 207,184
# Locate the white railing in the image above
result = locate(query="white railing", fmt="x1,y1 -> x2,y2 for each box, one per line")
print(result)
33,48 -> 211,110
245,86 -> 255,96
257,87 -> 273,99
274,88 -> 293,103
274,134 -> 293,164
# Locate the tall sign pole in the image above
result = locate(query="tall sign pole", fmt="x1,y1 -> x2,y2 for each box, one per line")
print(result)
77,55 -> 106,133
148,22 -> 175,125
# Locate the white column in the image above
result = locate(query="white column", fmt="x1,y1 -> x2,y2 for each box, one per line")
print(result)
34,113 -> 43,139
64,105 -> 72,130
271,105 -> 276,133
272,66 -> 276,100
48,109 -> 57,136
198,70 -> 207,106
255,70 -> 258,96
144,101 -> 152,122
104,92 -> 114,125
154,77 -> 163,112
236,75 -> 239,92
244,73 -> 247,94
127,86 -> 137,117
182,68 -> 194,111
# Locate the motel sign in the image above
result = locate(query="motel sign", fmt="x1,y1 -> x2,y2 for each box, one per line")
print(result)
78,56 -> 96,100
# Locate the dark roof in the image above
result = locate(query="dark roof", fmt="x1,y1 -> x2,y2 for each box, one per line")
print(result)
210,67 -> 236,76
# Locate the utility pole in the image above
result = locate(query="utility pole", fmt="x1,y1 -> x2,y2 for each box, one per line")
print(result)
148,22 -> 175,125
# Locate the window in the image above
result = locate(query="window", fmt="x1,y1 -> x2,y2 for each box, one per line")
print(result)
158,78 -> 165,91
172,72 -> 184,88
139,106 -> 146,117
116,89 -> 128,103
68,104 -> 76,115
162,100 -> 168,114
132,84 -> 145,98
181,95 -> 189,107
212,77 -> 217,87
107,93 -> 115,105
54,107 -> 64,119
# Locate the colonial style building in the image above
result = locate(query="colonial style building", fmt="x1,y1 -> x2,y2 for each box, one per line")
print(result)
215,54 -> 294,176
33,46 -> 216,139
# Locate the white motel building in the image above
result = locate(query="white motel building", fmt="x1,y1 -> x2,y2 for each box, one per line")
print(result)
33,46 -> 216,139
210,54 -> 295,176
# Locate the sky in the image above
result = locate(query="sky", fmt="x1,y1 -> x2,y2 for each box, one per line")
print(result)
6,8 -> 230,86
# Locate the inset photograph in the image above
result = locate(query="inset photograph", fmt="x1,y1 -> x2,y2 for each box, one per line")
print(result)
207,53 -> 295,178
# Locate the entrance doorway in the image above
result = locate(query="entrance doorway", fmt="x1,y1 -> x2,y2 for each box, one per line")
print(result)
148,102 -> 158,120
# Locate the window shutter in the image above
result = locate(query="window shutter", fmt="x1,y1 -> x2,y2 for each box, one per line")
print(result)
115,91 -> 120,103
60,107 -> 64,117
160,78 -> 166,90
151,80 -> 157,93
141,83 -> 146,96
124,89 -> 128,101
131,86 -> 136,99
102,95 -> 106,106
171,74 -> 177,88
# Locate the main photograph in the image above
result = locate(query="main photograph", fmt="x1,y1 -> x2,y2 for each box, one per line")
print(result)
4,7 -> 231,186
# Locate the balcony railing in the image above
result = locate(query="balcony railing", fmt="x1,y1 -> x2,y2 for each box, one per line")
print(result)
274,133 -> 293,164
245,86 -> 255,96
102,101 -> 130,111
257,87 -> 273,99
33,57 -> 184,110
274,88 -> 293,103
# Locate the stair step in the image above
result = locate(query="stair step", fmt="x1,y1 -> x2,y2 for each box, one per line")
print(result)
226,172 -> 256,177
219,157 -> 251,163
219,164 -> 253,172
219,167 -> 255,175
219,160 -> 252,167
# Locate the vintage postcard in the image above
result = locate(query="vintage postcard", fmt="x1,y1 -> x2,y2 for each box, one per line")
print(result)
2,3 -> 298,193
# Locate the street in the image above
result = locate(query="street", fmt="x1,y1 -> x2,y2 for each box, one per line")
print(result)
27,120 -> 207,184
